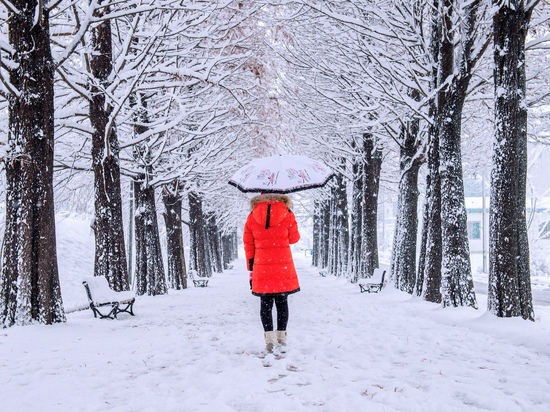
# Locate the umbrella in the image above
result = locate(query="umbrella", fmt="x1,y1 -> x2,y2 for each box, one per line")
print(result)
228,154 -> 335,194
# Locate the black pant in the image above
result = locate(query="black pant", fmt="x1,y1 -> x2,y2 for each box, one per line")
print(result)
260,295 -> 289,332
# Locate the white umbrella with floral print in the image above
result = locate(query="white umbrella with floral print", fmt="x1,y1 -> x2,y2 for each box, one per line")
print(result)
228,154 -> 335,194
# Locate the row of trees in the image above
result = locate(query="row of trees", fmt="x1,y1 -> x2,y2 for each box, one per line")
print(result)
1,0 -> 549,328
285,0 -> 549,321
0,0 -> 258,327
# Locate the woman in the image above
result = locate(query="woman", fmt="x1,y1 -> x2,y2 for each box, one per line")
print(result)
243,193 -> 300,353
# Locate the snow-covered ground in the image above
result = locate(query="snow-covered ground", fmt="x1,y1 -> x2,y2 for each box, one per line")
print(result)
2,216 -> 550,411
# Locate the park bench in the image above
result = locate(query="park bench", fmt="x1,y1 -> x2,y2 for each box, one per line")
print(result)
82,277 -> 136,319
188,270 -> 209,287
357,269 -> 386,293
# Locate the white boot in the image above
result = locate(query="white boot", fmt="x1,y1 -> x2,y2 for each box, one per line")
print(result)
264,331 -> 278,353
276,330 -> 287,353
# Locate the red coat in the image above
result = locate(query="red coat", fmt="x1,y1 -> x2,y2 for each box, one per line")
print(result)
243,194 -> 300,296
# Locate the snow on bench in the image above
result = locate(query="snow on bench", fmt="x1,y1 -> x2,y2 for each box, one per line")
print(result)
357,269 -> 386,293
188,270 -> 209,287
82,277 -> 136,319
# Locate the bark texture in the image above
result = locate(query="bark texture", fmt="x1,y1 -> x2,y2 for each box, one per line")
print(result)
134,178 -> 167,296
431,0 -> 481,308
188,192 -> 212,278
360,133 -> 383,279
327,163 -> 349,277
344,133 -> 382,282
312,199 -> 321,268
222,232 -> 238,269
90,13 -> 128,291
313,198 -> 331,271
417,0 -> 442,302
489,1 -> 534,320
392,121 -> 422,293
419,0 -> 481,307
206,214 -> 224,274
418,118 -> 443,302
1,3 -> 65,326
349,146 -> 363,282
162,189 -> 187,290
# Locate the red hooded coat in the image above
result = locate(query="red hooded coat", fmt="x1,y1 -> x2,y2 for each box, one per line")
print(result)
243,194 -> 300,296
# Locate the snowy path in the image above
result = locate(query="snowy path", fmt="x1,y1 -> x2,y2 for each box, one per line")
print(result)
2,257 -> 550,411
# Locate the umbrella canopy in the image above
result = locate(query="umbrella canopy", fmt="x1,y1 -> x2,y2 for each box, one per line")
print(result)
228,154 -> 335,194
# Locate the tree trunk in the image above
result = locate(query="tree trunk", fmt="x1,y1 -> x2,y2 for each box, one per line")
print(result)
328,190 -> 338,275
134,178 -> 167,296
312,200 -> 321,267
417,0 -> 442,302
312,199 -> 329,270
222,231 -> 237,269
321,198 -> 331,269
232,231 -> 239,260
391,120 -> 422,293
334,161 -> 350,277
416,188 -> 428,297
206,213 -> 224,274
188,192 -> 212,278
439,98 -> 477,308
418,119 -> 443,302
349,148 -> 364,283
89,14 -> 129,291
1,3 -> 65,326
162,189 -> 187,290
489,1 -> 534,320
359,132 -> 382,279
436,0 -> 478,308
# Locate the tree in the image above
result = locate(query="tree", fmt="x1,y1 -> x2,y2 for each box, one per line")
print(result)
437,0 -> 489,308
417,111 -> 443,302
348,143 -> 363,281
89,9 -> 129,291
188,191 -> 211,278
205,213 -> 224,274
391,119 -> 423,293
489,0 -> 540,320
0,0 -> 65,326
272,2 -> 388,281
52,0 -> 255,294
162,181 -> 187,290
52,1 -> 170,292
417,0 -> 443,301
134,171 -> 167,296
359,133 -> 383,279
397,0 -> 491,307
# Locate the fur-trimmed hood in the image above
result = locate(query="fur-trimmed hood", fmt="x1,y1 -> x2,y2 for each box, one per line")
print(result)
249,194 -> 293,211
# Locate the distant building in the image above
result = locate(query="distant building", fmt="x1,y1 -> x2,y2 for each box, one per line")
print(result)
464,178 -> 488,255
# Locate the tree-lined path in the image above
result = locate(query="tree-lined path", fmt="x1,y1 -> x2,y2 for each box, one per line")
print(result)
2,256 -> 550,411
